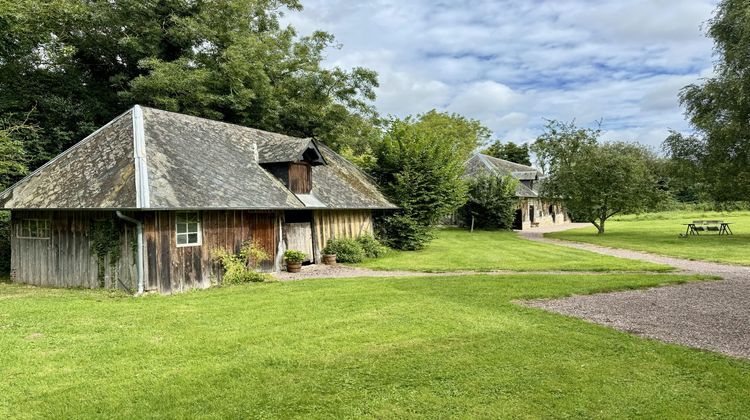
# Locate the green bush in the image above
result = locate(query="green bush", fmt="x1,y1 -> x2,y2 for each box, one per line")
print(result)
0,211 -> 9,276
283,249 -> 306,263
356,234 -> 388,258
323,238 -> 366,263
375,213 -> 433,251
212,241 -> 270,285
459,174 -> 518,230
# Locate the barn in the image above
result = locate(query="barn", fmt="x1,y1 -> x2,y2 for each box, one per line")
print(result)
0,106 -> 396,294
464,153 -> 569,230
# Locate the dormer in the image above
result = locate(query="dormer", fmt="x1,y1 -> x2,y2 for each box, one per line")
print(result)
258,138 -> 326,194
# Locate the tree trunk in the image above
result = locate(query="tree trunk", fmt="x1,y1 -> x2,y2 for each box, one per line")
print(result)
597,217 -> 606,234
591,218 -> 606,234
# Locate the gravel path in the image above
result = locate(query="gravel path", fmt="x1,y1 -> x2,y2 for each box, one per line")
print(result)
272,263 -> 657,281
520,224 -> 750,359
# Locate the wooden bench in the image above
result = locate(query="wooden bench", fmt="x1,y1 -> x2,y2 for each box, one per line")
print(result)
682,220 -> 733,236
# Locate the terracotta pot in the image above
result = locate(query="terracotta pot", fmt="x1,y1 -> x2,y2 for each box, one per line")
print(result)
322,254 -> 337,265
286,261 -> 302,273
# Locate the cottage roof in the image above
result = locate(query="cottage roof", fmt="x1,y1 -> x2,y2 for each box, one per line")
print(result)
464,153 -> 543,198
0,106 -> 395,210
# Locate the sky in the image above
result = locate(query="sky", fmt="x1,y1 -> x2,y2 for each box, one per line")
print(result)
283,0 -> 718,149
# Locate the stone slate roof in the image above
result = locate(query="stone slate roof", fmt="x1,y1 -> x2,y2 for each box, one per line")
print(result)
464,153 -> 543,198
0,106 -> 395,210
311,143 -> 396,209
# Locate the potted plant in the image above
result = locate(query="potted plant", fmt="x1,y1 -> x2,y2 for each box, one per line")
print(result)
283,250 -> 306,273
321,243 -> 337,265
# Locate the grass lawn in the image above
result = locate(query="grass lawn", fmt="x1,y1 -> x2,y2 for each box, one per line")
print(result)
355,228 -> 671,272
548,211 -> 750,265
2,274 -> 747,418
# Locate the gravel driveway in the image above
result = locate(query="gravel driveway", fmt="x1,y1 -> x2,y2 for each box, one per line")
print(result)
520,224 -> 750,359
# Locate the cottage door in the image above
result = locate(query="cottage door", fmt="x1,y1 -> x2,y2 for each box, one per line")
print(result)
284,223 -> 314,263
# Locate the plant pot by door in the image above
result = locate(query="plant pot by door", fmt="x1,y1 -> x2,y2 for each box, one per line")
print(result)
286,261 -> 302,273
322,254 -> 337,265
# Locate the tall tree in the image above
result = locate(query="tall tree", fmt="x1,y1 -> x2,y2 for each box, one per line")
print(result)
678,0 -> 750,201
533,120 -> 661,234
373,111 -> 490,249
482,140 -> 532,166
660,131 -> 708,202
0,0 -> 378,173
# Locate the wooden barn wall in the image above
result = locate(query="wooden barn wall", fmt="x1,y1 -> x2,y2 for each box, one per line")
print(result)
10,210 -> 136,290
142,210 -> 279,294
312,210 -> 373,257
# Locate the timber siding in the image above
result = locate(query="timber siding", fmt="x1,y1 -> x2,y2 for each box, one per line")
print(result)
312,210 -> 373,261
10,210 -> 136,289
143,210 -> 280,294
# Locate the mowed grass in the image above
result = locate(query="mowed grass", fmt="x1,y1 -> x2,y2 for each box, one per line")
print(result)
1,274 -> 747,418
548,211 -> 750,265
356,228 -> 671,272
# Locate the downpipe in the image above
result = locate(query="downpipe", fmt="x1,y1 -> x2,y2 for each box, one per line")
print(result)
116,211 -> 145,296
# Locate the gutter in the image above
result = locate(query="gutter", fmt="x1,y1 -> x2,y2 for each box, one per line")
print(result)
116,211 -> 145,295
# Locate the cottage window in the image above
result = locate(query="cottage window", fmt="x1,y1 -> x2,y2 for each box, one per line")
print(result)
176,212 -> 201,247
18,219 -> 50,239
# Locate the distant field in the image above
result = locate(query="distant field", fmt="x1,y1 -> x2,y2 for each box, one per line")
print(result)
548,211 -> 750,265
356,228 -> 671,272
3,274 -> 748,418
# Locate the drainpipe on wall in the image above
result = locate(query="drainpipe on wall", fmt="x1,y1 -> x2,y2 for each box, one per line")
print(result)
116,211 -> 145,295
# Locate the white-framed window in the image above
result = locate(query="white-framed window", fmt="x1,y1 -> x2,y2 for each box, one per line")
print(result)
18,219 -> 50,239
176,211 -> 201,247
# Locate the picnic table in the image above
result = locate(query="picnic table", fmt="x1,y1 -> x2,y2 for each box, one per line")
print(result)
682,220 -> 733,236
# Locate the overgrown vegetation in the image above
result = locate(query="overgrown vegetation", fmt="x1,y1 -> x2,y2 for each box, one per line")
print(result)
372,111 -> 488,250
89,218 -> 122,288
459,174 -> 518,230
0,212 -> 10,276
356,234 -> 388,258
322,238 -> 366,263
212,241 -> 270,285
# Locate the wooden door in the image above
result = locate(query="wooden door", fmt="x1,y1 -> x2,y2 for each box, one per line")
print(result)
284,223 -> 314,263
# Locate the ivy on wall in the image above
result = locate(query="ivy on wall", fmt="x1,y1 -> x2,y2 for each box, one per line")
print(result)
89,218 -> 121,288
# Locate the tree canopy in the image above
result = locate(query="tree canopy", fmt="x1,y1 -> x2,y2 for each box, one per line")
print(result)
459,174 -> 518,230
677,0 -> 750,201
0,0 -> 378,174
373,111 -> 490,249
533,120 -> 661,234
482,140 -> 531,166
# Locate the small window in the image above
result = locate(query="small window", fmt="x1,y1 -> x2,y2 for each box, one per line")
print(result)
18,219 -> 50,239
176,212 -> 201,247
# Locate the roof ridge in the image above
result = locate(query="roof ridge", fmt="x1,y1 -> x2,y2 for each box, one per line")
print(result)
477,152 -> 537,172
132,105 -> 150,208
137,105 -> 312,143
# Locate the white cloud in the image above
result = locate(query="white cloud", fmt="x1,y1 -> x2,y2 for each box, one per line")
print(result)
283,0 -> 717,147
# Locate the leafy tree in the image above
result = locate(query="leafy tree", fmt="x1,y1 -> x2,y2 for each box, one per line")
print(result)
678,0 -> 750,201
0,0 -> 378,171
373,110 -> 490,249
482,140 -> 532,165
533,120 -> 661,234
459,174 -> 518,230
0,122 -> 29,276
659,131 -> 708,202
